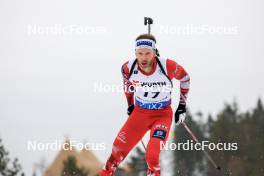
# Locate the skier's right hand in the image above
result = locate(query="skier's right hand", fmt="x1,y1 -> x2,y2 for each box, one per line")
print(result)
127,104 -> 134,115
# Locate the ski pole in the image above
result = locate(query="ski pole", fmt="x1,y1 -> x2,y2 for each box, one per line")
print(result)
140,140 -> 147,151
182,121 -> 221,171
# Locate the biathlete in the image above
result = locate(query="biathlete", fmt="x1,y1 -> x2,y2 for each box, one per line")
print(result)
101,33 -> 190,176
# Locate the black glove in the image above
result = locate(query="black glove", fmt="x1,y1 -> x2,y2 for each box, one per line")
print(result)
175,104 -> 186,125
127,104 -> 134,115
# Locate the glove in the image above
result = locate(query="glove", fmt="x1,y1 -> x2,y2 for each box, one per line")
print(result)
127,104 -> 134,115
175,104 -> 186,125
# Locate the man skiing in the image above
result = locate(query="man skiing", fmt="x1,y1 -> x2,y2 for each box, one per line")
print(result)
100,33 -> 190,176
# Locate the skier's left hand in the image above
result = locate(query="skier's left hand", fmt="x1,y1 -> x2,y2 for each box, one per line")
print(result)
127,104 -> 134,115
175,104 -> 186,125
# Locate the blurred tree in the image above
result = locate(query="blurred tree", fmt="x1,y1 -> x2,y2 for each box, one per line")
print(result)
61,156 -> 88,176
205,99 -> 264,176
206,102 -> 241,175
172,99 -> 264,176
0,138 -> 24,176
127,147 -> 147,176
173,110 -> 206,176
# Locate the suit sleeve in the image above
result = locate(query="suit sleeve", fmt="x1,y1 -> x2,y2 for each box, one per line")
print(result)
121,61 -> 134,106
166,59 -> 190,105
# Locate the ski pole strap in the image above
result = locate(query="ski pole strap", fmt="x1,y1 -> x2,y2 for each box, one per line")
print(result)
156,57 -> 173,87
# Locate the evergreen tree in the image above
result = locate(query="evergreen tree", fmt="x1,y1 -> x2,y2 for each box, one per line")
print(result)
125,99 -> 264,176
61,156 -> 88,176
127,147 -> 147,176
0,138 -> 24,176
173,111 -> 206,176
206,102 -> 241,175
206,99 -> 264,175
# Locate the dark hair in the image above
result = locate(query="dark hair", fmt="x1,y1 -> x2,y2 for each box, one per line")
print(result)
135,34 -> 157,43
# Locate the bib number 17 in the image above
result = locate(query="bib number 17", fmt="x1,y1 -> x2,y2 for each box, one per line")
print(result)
144,92 -> 160,99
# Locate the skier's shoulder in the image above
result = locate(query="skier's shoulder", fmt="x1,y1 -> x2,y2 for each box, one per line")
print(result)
157,57 -> 177,70
121,58 -> 137,75
159,57 -> 178,74
121,58 -> 137,71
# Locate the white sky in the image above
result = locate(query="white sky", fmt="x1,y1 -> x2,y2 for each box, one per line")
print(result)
0,0 -> 264,175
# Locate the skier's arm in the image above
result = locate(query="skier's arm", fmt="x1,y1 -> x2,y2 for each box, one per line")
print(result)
121,62 -> 134,106
166,59 -> 190,105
